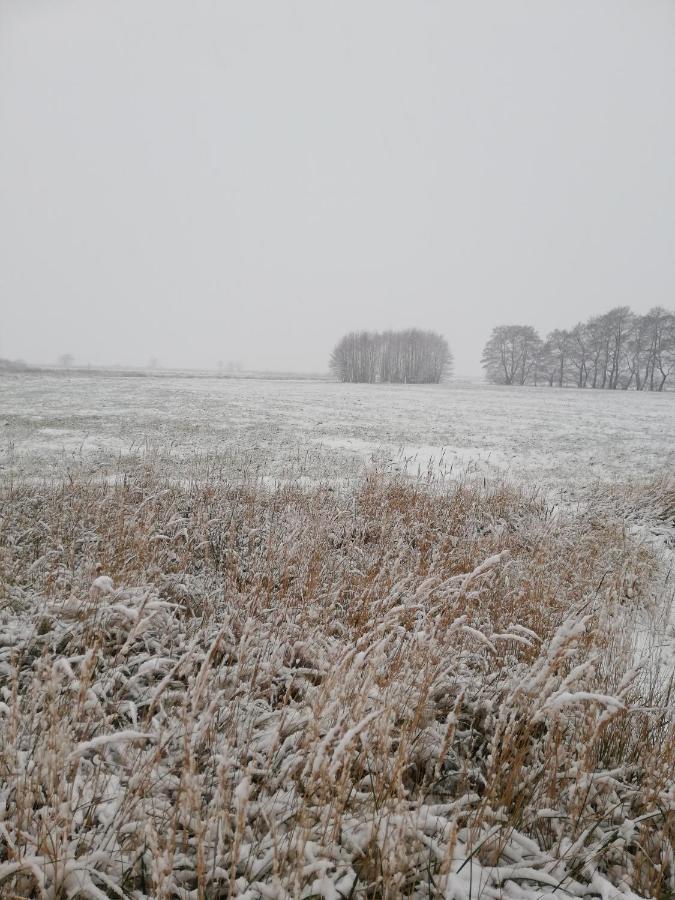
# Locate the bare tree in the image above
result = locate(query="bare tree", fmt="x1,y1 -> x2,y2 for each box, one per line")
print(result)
649,307 -> 675,390
604,306 -> 633,389
329,331 -> 381,383
481,325 -> 542,385
330,329 -> 452,383
534,339 -> 556,387
569,323 -> 590,388
482,305 -> 674,391
543,329 -> 572,387
625,314 -> 652,391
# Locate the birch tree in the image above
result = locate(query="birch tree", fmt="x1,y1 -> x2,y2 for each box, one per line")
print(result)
330,329 -> 452,383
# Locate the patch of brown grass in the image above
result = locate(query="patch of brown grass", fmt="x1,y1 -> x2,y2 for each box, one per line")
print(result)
0,470 -> 671,898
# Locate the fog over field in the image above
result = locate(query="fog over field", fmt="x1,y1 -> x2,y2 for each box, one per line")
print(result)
1,3 -> 674,899
2,1 -> 675,373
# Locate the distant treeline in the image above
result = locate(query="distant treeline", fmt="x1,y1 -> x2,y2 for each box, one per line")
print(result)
482,306 -> 675,391
330,329 -> 452,384
0,358 -> 28,371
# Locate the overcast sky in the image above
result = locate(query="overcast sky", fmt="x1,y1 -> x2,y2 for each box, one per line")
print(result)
1,1 -> 674,375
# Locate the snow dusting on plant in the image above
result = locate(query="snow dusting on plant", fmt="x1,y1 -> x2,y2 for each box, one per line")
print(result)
1,467 -> 672,898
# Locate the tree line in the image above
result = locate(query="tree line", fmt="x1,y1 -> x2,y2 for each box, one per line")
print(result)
481,307 -> 675,391
330,329 -> 452,383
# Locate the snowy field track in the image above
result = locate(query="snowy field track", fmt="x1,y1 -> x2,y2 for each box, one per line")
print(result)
1,372 -> 674,492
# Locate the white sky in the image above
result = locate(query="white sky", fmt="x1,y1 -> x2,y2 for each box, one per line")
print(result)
1,1 -> 675,375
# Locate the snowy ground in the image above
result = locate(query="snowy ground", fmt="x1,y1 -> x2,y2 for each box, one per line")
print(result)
4,370 -> 672,675
1,370 -> 673,681
1,372 -> 673,494
1,372 -> 673,898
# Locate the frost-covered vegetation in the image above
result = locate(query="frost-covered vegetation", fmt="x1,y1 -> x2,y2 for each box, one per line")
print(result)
2,374 -> 673,492
1,468 -> 672,898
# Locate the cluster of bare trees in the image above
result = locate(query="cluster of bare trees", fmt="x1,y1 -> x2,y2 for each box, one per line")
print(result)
482,307 -> 675,391
330,329 -> 452,383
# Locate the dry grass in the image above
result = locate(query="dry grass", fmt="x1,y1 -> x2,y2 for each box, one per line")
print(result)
0,468 -> 672,898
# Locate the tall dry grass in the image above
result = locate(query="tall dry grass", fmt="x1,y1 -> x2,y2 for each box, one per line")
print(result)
0,469 -> 672,898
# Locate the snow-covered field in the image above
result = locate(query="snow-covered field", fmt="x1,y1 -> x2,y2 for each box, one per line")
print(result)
1,372 -> 673,492
0,372 -> 673,899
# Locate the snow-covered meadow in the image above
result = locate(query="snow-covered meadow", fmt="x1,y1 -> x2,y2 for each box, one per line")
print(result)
0,372 -> 673,899
1,372 -> 673,491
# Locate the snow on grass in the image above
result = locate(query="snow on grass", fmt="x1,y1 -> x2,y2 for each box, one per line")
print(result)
0,470 -> 672,898
0,372 -> 673,897
1,373 -> 673,492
